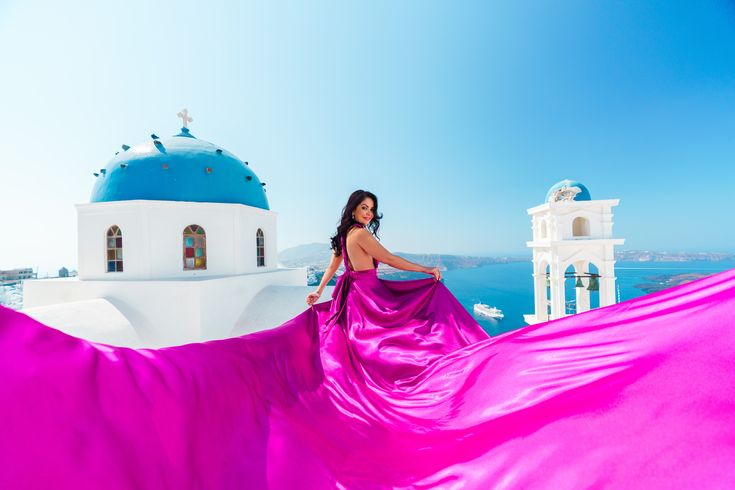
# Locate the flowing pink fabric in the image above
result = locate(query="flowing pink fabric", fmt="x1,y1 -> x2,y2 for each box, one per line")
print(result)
1,242 -> 735,488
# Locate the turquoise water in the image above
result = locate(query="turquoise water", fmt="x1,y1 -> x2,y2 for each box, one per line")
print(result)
444,261 -> 735,336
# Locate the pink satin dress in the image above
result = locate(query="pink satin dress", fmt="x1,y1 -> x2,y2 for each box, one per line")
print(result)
1,228 -> 735,488
325,223 -> 488,389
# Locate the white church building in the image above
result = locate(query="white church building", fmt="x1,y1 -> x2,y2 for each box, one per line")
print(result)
524,180 -> 624,325
22,112 -> 315,347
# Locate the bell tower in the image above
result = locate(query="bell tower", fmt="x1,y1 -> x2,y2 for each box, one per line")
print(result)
523,180 -> 625,325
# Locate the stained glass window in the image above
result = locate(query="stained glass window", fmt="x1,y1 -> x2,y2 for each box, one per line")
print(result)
256,228 -> 265,267
183,225 -> 206,270
106,225 -> 124,272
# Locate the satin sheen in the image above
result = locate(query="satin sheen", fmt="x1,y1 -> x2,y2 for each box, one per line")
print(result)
1,243 -> 735,488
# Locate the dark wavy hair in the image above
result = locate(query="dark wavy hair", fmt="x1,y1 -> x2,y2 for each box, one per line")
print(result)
330,190 -> 383,256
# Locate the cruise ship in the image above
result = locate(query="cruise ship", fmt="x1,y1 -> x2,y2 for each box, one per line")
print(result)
473,303 -> 504,319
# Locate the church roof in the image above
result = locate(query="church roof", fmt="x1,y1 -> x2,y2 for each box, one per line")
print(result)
90,115 -> 268,209
545,179 -> 592,203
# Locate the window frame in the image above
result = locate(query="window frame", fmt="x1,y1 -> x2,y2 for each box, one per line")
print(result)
105,225 -> 124,273
183,224 -> 207,271
256,228 -> 265,267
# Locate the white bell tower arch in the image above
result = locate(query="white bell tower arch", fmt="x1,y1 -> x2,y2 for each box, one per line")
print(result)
524,180 -> 625,325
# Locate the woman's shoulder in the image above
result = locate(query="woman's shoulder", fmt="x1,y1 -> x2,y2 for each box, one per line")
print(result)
346,226 -> 370,241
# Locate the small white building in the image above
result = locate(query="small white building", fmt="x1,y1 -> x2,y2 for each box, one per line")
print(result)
23,113 -> 313,347
1,268 -> 36,285
524,180 -> 624,325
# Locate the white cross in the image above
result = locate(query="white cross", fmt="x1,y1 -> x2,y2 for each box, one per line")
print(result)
177,108 -> 193,128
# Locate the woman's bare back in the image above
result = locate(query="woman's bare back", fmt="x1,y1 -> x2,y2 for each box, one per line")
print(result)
345,228 -> 377,271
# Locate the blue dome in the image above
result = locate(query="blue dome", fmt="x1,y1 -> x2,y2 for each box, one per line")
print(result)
545,179 -> 591,203
90,128 -> 269,210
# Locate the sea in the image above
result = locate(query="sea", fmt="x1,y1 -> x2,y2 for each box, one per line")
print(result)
443,260 -> 735,336
3,261 -> 734,337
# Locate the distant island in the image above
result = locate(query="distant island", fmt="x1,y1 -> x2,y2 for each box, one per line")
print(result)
634,273 -> 713,294
615,250 -> 735,262
277,243 -> 526,287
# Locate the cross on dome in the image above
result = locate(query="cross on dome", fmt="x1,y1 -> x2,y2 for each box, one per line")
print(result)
177,108 -> 193,128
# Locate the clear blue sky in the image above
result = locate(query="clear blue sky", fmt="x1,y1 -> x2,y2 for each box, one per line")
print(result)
1,0 -> 734,271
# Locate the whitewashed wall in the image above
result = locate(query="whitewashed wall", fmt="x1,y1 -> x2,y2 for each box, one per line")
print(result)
23,267 -> 307,347
525,198 -> 624,324
77,200 -> 277,280
529,199 -> 619,243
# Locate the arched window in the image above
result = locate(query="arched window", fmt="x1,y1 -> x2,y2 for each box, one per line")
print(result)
256,228 -> 265,267
539,220 -> 548,240
572,217 -> 590,237
106,225 -> 124,272
183,225 -> 207,270
564,264 -> 578,315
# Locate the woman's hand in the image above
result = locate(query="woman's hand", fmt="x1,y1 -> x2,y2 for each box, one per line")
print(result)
426,267 -> 442,281
306,290 -> 322,306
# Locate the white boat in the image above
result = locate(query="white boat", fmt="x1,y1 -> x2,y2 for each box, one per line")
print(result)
473,303 -> 504,319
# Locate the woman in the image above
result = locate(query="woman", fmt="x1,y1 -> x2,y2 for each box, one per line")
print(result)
301,189 -> 488,387
305,189 -> 442,308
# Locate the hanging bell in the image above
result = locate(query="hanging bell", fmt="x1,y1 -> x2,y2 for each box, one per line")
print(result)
587,275 -> 599,292
545,274 -> 550,288
575,276 -> 584,288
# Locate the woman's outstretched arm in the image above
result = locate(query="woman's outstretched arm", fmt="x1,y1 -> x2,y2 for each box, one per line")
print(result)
355,229 -> 442,280
306,251 -> 342,305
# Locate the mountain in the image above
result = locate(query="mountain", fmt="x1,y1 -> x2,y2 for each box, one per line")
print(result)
615,250 -> 735,262
278,243 -> 525,271
277,243 -> 334,269
390,252 -> 523,270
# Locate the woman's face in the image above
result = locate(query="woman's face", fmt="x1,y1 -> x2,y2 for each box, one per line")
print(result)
353,197 -> 375,226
